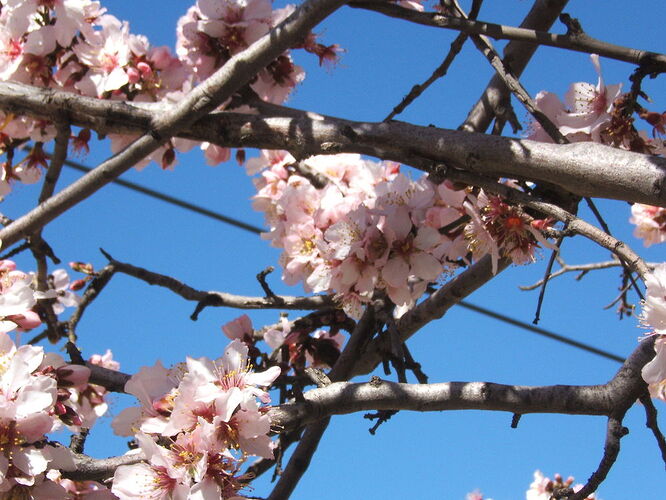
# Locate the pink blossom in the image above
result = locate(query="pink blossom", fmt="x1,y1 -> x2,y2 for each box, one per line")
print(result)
112,433 -> 191,499
222,314 -> 253,341
642,335 -> 666,401
111,361 -> 181,437
640,264 -> 666,335
33,268 -> 81,314
629,203 -> 666,247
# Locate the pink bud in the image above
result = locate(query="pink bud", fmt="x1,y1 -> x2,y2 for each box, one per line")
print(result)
11,311 -> 42,331
69,279 -> 87,291
126,66 -> 140,84
0,260 -> 17,272
137,61 -> 152,76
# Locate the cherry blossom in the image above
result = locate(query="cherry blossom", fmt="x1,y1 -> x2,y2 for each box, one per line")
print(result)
0,261 -> 39,333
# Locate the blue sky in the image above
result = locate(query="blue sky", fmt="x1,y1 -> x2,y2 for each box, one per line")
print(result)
3,1 -> 665,498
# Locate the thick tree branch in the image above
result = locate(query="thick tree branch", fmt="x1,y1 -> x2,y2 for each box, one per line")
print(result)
0,0 -> 349,249
268,379 -> 612,432
0,84 -> 663,209
273,336 -> 656,433
64,451 -> 145,482
352,255 -> 509,376
350,2 -> 666,72
60,336 -> 656,483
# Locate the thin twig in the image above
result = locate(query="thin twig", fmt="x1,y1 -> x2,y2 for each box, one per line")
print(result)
532,232 -> 565,325
267,302 -> 379,499
66,264 -> 116,337
519,259 -> 638,290
99,249 -> 334,315
638,393 -> 666,468
349,2 -> 666,71
38,124 -> 70,203
568,417 -> 628,500
385,31 -> 468,121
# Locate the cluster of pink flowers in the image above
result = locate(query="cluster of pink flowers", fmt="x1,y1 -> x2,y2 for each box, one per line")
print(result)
0,259 -> 81,334
109,339 -> 280,499
639,264 -> 666,401
248,150 -> 555,317
223,312 -> 349,372
0,0 -> 337,194
529,54 -> 665,156
0,330 -> 119,497
526,470 -> 597,500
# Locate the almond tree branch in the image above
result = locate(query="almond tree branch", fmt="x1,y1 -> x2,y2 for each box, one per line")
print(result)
350,2 -> 666,72
100,250 -> 334,313
0,0 -> 349,249
267,301 -> 380,500
459,0 -> 570,133
519,259 -> 658,291
639,392 -> 666,468
383,0 -> 484,121
352,255 -> 510,376
568,417 -> 628,500
58,335 -> 656,485
0,85 -> 663,208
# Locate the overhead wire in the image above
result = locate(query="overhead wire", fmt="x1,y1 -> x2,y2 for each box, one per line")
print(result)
60,156 -> 625,364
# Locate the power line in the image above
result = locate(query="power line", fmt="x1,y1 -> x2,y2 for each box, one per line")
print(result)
63,158 -> 264,235
62,157 -> 625,364
457,301 -> 624,363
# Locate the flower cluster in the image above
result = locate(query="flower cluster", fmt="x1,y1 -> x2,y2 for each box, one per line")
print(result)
0,0 -> 336,193
526,470 -> 597,500
639,264 -> 666,401
110,339 -> 280,499
529,54 -> 665,155
0,331 -> 94,496
223,310 -> 352,373
0,259 -> 80,335
249,150 -> 555,317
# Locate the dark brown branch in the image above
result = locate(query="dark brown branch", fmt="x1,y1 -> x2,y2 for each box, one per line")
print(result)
639,393 -> 666,468
385,31 -> 468,121
267,302 -> 379,499
66,264 -> 116,337
350,2 -> 666,72
101,251 -> 334,313
568,417 -> 628,500
459,0 -> 570,133
352,255 -> 510,376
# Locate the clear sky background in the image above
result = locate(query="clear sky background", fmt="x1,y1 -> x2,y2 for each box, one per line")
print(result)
3,1 -> 666,498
